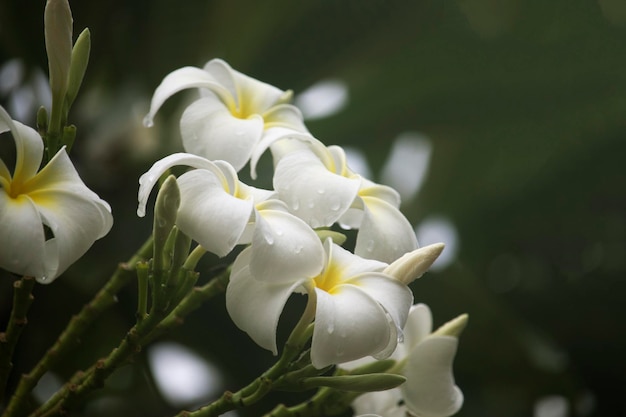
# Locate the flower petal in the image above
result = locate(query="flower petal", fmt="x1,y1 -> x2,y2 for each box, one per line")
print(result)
249,206 -> 324,284
204,59 -> 287,114
347,274 -> 413,342
352,389 -> 406,417
274,149 -> 360,228
403,304 -> 433,350
180,96 -> 264,171
0,109 -> 44,185
176,170 -> 253,257
263,104 -> 307,131
326,242 -> 387,277
137,152 -> 228,217
144,66 -> 234,127
311,284 -> 391,368
226,248 -> 306,355
0,192 -> 46,278
402,336 -> 463,417
355,196 -> 418,263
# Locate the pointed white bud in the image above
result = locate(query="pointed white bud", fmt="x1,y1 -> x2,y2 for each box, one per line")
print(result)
383,243 -> 445,285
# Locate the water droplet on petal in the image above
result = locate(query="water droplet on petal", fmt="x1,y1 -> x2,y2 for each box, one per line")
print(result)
265,234 -> 275,245
143,115 -> 154,128
317,188 -> 325,195
327,323 -> 335,334
275,229 -> 284,236
294,245 -> 303,254
307,201 -> 315,209
366,240 -> 375,252
330,200 -> 341,211
39,275 -> 47,282
292,198 -> 300,210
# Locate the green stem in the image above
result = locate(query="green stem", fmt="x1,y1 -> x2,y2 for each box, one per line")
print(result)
29,256 -> 229,417
176,282 -> 318,417
2,237 -> 153,417
0,276 -> 36,402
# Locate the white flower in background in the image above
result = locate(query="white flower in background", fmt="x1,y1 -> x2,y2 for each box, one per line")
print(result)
226,238 -> 414,369
352,304 -> 466,417
0,106 -> 112,282
267,136 -> 418,263
137,153 -> 324,275
143,58 -> 308,172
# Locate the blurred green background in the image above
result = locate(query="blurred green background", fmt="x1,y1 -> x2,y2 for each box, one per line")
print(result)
1,0 -> 625,416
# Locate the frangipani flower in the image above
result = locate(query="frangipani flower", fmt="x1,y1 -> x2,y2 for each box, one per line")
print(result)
226,238 -> 413,369
137,153 -> 323,276
143,58 -> 309,172
268,136 -> 418,263
351,304 -> 466,417
0,106 -> 112,283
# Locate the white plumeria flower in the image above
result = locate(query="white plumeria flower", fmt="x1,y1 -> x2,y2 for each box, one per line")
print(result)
137,153 -> 323,275
351,304 -> 466,417
0,106 -> 112,283
226,238 -> 413,369
265,135 -> 418,263
143,58 -> 309,172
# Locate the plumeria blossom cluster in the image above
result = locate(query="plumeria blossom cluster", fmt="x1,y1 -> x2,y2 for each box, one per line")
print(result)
138,57 -> 467,412
0,1 -> 467,415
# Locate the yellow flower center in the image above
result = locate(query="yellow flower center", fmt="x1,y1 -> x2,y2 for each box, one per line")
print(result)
313,261 -> 343,294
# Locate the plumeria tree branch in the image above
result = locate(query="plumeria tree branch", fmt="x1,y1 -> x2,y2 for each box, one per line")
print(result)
2,237 -> 153,417
0,276 -> 36,402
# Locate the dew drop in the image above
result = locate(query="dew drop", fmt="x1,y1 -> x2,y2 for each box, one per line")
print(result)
276,229 -> 284,236
143,115 -> 154,128
265,234 -> 275,245
294,245 -> 303,254
397,332 -> 405,344
330,200 -> 341,211
292,198 -> 300,210
317,188 -> 325,195
327,323 -> 335,334
366,240 -> 375,252
39,275 -> 47,282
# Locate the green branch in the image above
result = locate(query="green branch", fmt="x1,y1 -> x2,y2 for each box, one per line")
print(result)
0,276 -> 36,402
2,237 -> 153,417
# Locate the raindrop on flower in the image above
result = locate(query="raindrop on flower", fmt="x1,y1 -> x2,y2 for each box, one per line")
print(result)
366,240 -> 375,252
143,115 -> 154,128
317,188 -> 325,195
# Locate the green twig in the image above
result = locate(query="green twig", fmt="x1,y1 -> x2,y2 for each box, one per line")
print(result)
2,237 -> 153,417
0,276 -> 36,402
175,282 -> 318,417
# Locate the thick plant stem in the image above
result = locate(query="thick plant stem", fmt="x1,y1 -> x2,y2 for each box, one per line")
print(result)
2,237 -> 153,417
0,276 -> 36,403
176,283 -> 318,417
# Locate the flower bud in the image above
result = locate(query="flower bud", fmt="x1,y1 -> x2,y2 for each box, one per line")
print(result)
301,373 -> 406,392
153,175 -> 181,269
65,28 -> 91,109
383,243 -> 445,285
44,0 -> 73,98
433,313 -> 468,338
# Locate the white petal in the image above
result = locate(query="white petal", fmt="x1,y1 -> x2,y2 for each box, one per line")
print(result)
402,336 -> 463,417
352,389 -> 406,417
137,153 -> 228,217
274,150 -> 360,228
180,96 -> 263,171
403,304 -> 433,350
263,104 -> 308,131
249,207 -> 324,284
311,285 -> 391,368
25,150 -> 112,281
4,117 -> 44,184
144,66 -> 234,127
358,179 -> 401,208
226,248 -> 306,354
249,127 -> 314,180
0,192 -> 46,278
355,196 -> 418,263
325,242 -> 387,277
176,170 -> 253,257
347,275 -> 413,341
204,59 -> 287,114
